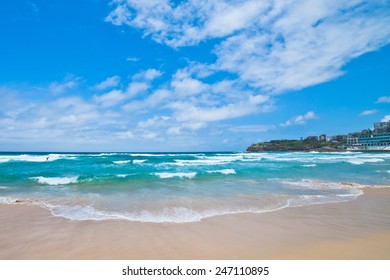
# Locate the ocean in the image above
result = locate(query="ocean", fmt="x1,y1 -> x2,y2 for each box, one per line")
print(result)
0,152 -> 389,223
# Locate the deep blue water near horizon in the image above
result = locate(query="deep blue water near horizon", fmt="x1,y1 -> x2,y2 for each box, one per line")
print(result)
0,151 -> 389,223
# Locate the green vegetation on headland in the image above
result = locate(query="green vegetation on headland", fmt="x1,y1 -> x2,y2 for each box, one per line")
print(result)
246,120 -> 390,152
246,139 -> 346,152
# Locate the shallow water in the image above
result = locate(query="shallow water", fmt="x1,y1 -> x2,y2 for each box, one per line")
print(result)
0,151 -> 389,222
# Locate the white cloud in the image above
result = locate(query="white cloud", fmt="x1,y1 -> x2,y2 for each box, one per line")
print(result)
95,75 -> 121,90
94,89 -> 126,108
171,76 -> 207,97
115,131 -> 134,139
376,96 -> 390,103
48,76 -> 80,94
105,4 -> 132,26
382,115 -> 390,122
360,109 -> 378,116
125,82 -> 149,98
137,116 -> 170,128
106,0 -> 390,93
281,111 -> 317,127
142,131 -> 158,140
173,95 -> 270,124
133,69 -> 163,81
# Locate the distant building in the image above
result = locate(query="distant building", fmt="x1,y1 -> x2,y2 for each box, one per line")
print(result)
319,134 -> 326,141
330,135 -> 346,142
346,120 -> 390,151
306,136 -> 318,141
374,121 -> 390,131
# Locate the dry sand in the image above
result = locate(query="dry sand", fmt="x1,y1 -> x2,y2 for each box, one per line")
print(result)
0,188 -> 389,259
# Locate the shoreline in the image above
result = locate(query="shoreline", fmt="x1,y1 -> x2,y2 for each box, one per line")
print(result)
1,188 -> 390,259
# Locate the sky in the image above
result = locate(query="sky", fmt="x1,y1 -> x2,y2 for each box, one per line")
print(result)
0,0 -> 389,152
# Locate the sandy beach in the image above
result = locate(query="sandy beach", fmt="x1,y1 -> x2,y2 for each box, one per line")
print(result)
1,188 -> 390,260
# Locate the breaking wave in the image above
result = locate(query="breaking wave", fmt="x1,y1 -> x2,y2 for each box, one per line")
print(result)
154,172 -> 197,179
30,176 -> 79,186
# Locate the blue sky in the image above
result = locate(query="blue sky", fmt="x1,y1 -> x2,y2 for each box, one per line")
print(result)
0,0 -> 389,152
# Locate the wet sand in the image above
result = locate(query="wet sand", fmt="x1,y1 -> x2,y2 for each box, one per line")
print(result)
1,188 -> 390,259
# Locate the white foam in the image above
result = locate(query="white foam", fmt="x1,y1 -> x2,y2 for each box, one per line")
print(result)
346,158 -> 384,165
171,155 -> 243,166
302,164 -> 317,167
113,160 -> 131,165
0,186 -> 8,190
130,153 -> 167,157
30,176 -> 79,185
0,196 -> 17,204
133,159 -> 147,164
116,174 -> 133,178
207,169 -> 236,175
0,154 -> 75,163
42,203 -> 290,223
280,179 -> 390,190
154,172 -> 197,179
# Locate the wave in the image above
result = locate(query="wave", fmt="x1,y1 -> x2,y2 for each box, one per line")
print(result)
346,158 -> 384,165
116,174 -> 133,178
30,176 -> 79,185
302,164 -> 317,167
207,169 -> 236,175
113,160 -> 131,165
0,154 -> 76,163
170,155 -> 243,166
133,159 -> 147,164
154,172 -> 197,179
279,179 -> 390,190
24,192 -> 361,223
40,203 -> 291,223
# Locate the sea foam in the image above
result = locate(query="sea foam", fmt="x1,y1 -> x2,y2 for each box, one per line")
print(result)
31,176 -> 79,185
113,160 -> 131,165
207,169 -> 236,175
133,159 -> 147,164
154,172 -> 197,179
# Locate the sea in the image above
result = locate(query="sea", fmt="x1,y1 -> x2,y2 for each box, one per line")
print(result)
0,151 -> 389,223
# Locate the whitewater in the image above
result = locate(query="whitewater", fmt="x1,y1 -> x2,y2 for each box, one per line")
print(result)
0,152 -> 389,223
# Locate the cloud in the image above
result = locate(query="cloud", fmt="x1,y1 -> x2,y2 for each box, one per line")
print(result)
95,75 -> 121,90
360,109 -> 378,116
172,95 -> 270,124
105,3 -> 132,26
281,111 -> 318,127
142,131 -> 159,140
382,115 -> 390,122
132,69 -> 163,81
106,0 -> 390,93
94,89 -> 126,108
137,116 -> 170,128
115,131 -> 134,139
376,96 -> 390,103
48,76 -> 80,94
92,69 -> 160,108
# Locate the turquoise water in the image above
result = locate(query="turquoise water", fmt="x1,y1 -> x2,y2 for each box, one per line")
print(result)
0,152 -> 389,223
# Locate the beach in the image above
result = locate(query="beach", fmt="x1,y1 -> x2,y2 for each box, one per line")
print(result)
1,188 -> 389,260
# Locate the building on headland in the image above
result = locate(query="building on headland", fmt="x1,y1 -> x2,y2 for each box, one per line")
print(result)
330,135 -> 347,142
306,136 -> 319,141
319,134 -> 327,141
346,120 -> 390,151
374,121 -> 390,131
